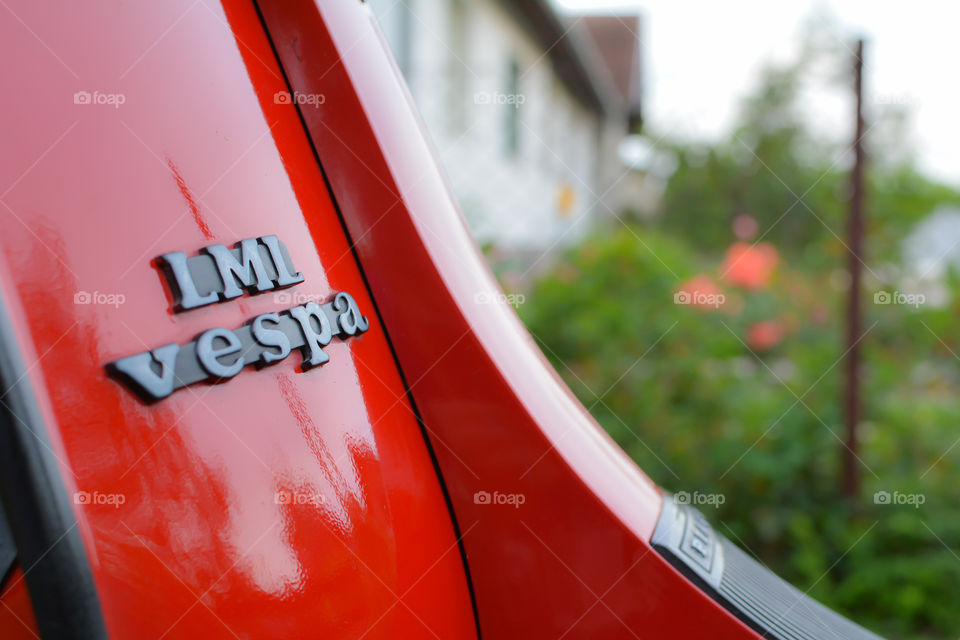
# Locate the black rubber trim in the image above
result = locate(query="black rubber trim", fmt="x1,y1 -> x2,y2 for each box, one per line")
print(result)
0,506 -> 15,586
0,293 -> 108,639
651,495 -> 883,640
249,3 -> 483,638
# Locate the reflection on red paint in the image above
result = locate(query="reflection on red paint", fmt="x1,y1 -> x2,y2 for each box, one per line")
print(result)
0,569 -> 38,639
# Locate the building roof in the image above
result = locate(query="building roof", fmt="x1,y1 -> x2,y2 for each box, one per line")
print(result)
582,15 -> 643,128
496,0 -> 638,120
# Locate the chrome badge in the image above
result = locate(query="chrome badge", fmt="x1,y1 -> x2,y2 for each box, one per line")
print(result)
107,235 -> 369,402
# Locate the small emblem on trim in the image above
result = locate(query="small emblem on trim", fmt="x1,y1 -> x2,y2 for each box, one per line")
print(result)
107,236 -> 369,402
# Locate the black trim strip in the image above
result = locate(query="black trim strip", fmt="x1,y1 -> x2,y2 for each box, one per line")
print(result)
0,506 -> 15,587
651,495 -> 883,640
248,3 -> 483,638
0,293 -> 108,639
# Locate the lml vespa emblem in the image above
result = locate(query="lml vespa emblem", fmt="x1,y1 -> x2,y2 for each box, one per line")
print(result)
107,234 -> 369,402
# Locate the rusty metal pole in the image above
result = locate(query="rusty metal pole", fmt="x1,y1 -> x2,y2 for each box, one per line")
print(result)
843,39 -> 866,499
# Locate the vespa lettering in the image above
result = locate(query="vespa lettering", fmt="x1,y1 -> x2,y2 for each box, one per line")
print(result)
107,236 -> 369,402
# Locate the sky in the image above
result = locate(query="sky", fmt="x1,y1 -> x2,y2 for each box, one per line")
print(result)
555,0 -> 959,186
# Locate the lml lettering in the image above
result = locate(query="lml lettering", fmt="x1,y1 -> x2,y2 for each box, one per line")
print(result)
158,234 -> 304,311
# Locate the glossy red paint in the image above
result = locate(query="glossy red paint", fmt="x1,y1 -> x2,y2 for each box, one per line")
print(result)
0,569 -> 38,639
0,0 -> 475,637
258,1 -> 763,637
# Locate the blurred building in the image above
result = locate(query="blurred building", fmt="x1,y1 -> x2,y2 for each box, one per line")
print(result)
369,0 -> 644,256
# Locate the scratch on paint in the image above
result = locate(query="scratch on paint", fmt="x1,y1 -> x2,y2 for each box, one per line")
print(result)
167,159 -> 214,239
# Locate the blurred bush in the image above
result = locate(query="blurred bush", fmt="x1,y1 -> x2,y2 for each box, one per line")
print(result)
514,34 -> 960,640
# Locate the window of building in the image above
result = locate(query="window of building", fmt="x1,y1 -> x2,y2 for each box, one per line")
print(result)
504,58 -> 520,158
447,0 -> 469,134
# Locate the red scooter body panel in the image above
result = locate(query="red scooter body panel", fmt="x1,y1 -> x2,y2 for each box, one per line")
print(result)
0,569 -> 37,639
0,1 -> 475,637
257,1 -> 762,638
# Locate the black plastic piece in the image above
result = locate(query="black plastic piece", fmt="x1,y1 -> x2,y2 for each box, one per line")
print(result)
651,495 -> 883,640
0,506 -> 14,584
0,293 -> 108,638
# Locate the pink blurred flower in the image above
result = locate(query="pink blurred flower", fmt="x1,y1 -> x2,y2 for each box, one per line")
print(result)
746,321 -> 784,351
722,242 -> 779,290
733,214 -> 758,240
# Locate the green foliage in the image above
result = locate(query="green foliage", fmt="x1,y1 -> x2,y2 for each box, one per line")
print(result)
661,50 -> 846,255
515,35 -> 960,640
521,225 -> 960,639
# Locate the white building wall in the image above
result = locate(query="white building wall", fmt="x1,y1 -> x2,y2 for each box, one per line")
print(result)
369,0 -> 612,253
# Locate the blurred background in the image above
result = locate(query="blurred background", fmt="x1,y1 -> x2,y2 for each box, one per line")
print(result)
368,1 -> 959,638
